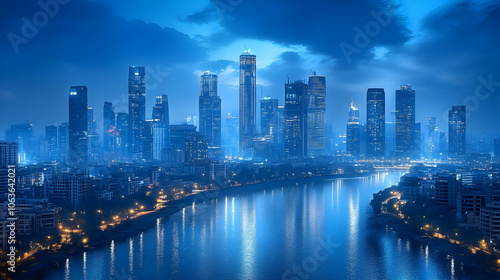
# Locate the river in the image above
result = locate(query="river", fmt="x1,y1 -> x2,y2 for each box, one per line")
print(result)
42,172 -> 479,279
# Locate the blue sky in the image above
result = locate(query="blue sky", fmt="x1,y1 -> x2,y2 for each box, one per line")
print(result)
1,0 -> 499,138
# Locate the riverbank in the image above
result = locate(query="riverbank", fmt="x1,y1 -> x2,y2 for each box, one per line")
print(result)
14,171 -> 375,280
369,190 -> 500,278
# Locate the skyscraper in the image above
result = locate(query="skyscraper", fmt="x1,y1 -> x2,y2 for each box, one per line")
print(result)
225,113 -> 239,158
103,102 -> 116,152
306,72 -> 326,157
346,100 -> 360,157
152,95 -> 169,125
239,51 -> 257,158
199,72 -> 222,152
427,117 -> 438,157
494,138 -> 500,158
366,88 -> 385,158
45,124 -> 58,160
260,97 -> 279,142
395,85 -> 416,159
449,105 -> 466,156
284,80 -> 308,159
0,141 -> 17,195
68,86 -> 88,166
116,112 -> 131,160
6,123 -> 33,164
87,107 -> 97,135
58,123 -> 69,159
128,66 -> 146,161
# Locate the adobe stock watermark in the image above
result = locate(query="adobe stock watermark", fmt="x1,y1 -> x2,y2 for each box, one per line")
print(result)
146,64 -> 169,91
339,0 -> 399,64
441,74 -> 500,121
211,0 -> 243,20
282,236 -> 340,280
7,0 -> 71,54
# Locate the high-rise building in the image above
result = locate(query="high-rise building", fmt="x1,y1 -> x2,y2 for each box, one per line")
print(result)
284,80 -> 308,159
199,72 -> 222,153
306,72 -> 326,157
385,121 -> 395,157
58,123 -> 69,159
346,100 -> 360,157
448,105 -> 466,156
239,51 -> 257,158
87,107 -> 97,135
260,97 -> 279,142
185,134 -> 209,164
152,121 -> 168,161
225,113 -> 239,158
168,124 -> 197,163
427,117 -> 438,157
366,88 -> 385,158
6,123 -> 33,164
0,141 -> 18,195
45,124 -> 58,160
128,66 -> 146,161
395,85 -> 416,158
277,105 -> 285,149
116,113 -> 131,160
141,120 -> 153,161
152,95 -> 169,125
103,102 -> 116,152
68,86 -> 88,166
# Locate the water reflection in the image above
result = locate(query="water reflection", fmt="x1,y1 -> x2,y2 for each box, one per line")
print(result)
44,172 -> 490,280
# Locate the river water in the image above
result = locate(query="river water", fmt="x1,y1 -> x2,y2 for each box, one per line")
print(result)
42,172 -> 481,279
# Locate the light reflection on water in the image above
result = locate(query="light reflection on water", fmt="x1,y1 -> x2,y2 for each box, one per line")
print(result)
43,173 -> 485,280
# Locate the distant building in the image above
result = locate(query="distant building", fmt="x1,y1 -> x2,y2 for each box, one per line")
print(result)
45,124 -> 58,160
68,86 -> 88,166
395,85 -> 417,159
128,66 -> 146,161
103,102 -> 116,152
284,79 -> 308,159
306,72 -> 326,157
6,123 -> 33,164
185,134 -> 209,164
58,123 -> 69,159
152,95 -> 169,125
225,113 -> 239,158
141,120 -> 154,161
0,141 -> 18,196
199,72 -> 222,158
427,117 -> 438,157
346,101 -> 360,157
116,113 -> 131,160
366,88 -> 385,158
448,105 -> 466,156
239,51 -> 257,158
260,97 -> 279,142
168,124 -> 197,163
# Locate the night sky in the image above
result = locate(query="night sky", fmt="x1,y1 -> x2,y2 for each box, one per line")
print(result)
1,0 -> 499,138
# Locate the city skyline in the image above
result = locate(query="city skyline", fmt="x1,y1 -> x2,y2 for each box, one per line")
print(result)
1,1 -> 500,138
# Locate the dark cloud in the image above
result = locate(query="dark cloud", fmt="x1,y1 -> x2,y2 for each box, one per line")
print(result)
393,1 -> 500,134
180,6 -> 217,24
187,0 -> 411,66
0,0 -> 206,135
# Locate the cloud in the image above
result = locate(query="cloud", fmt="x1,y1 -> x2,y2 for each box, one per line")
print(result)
0,0 -> 207,135
181,6 -> 218,24
186,0 -> 411,66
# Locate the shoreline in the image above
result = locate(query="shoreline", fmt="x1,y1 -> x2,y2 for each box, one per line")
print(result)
369,206 -> 500,278
15,171 -> 377,280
